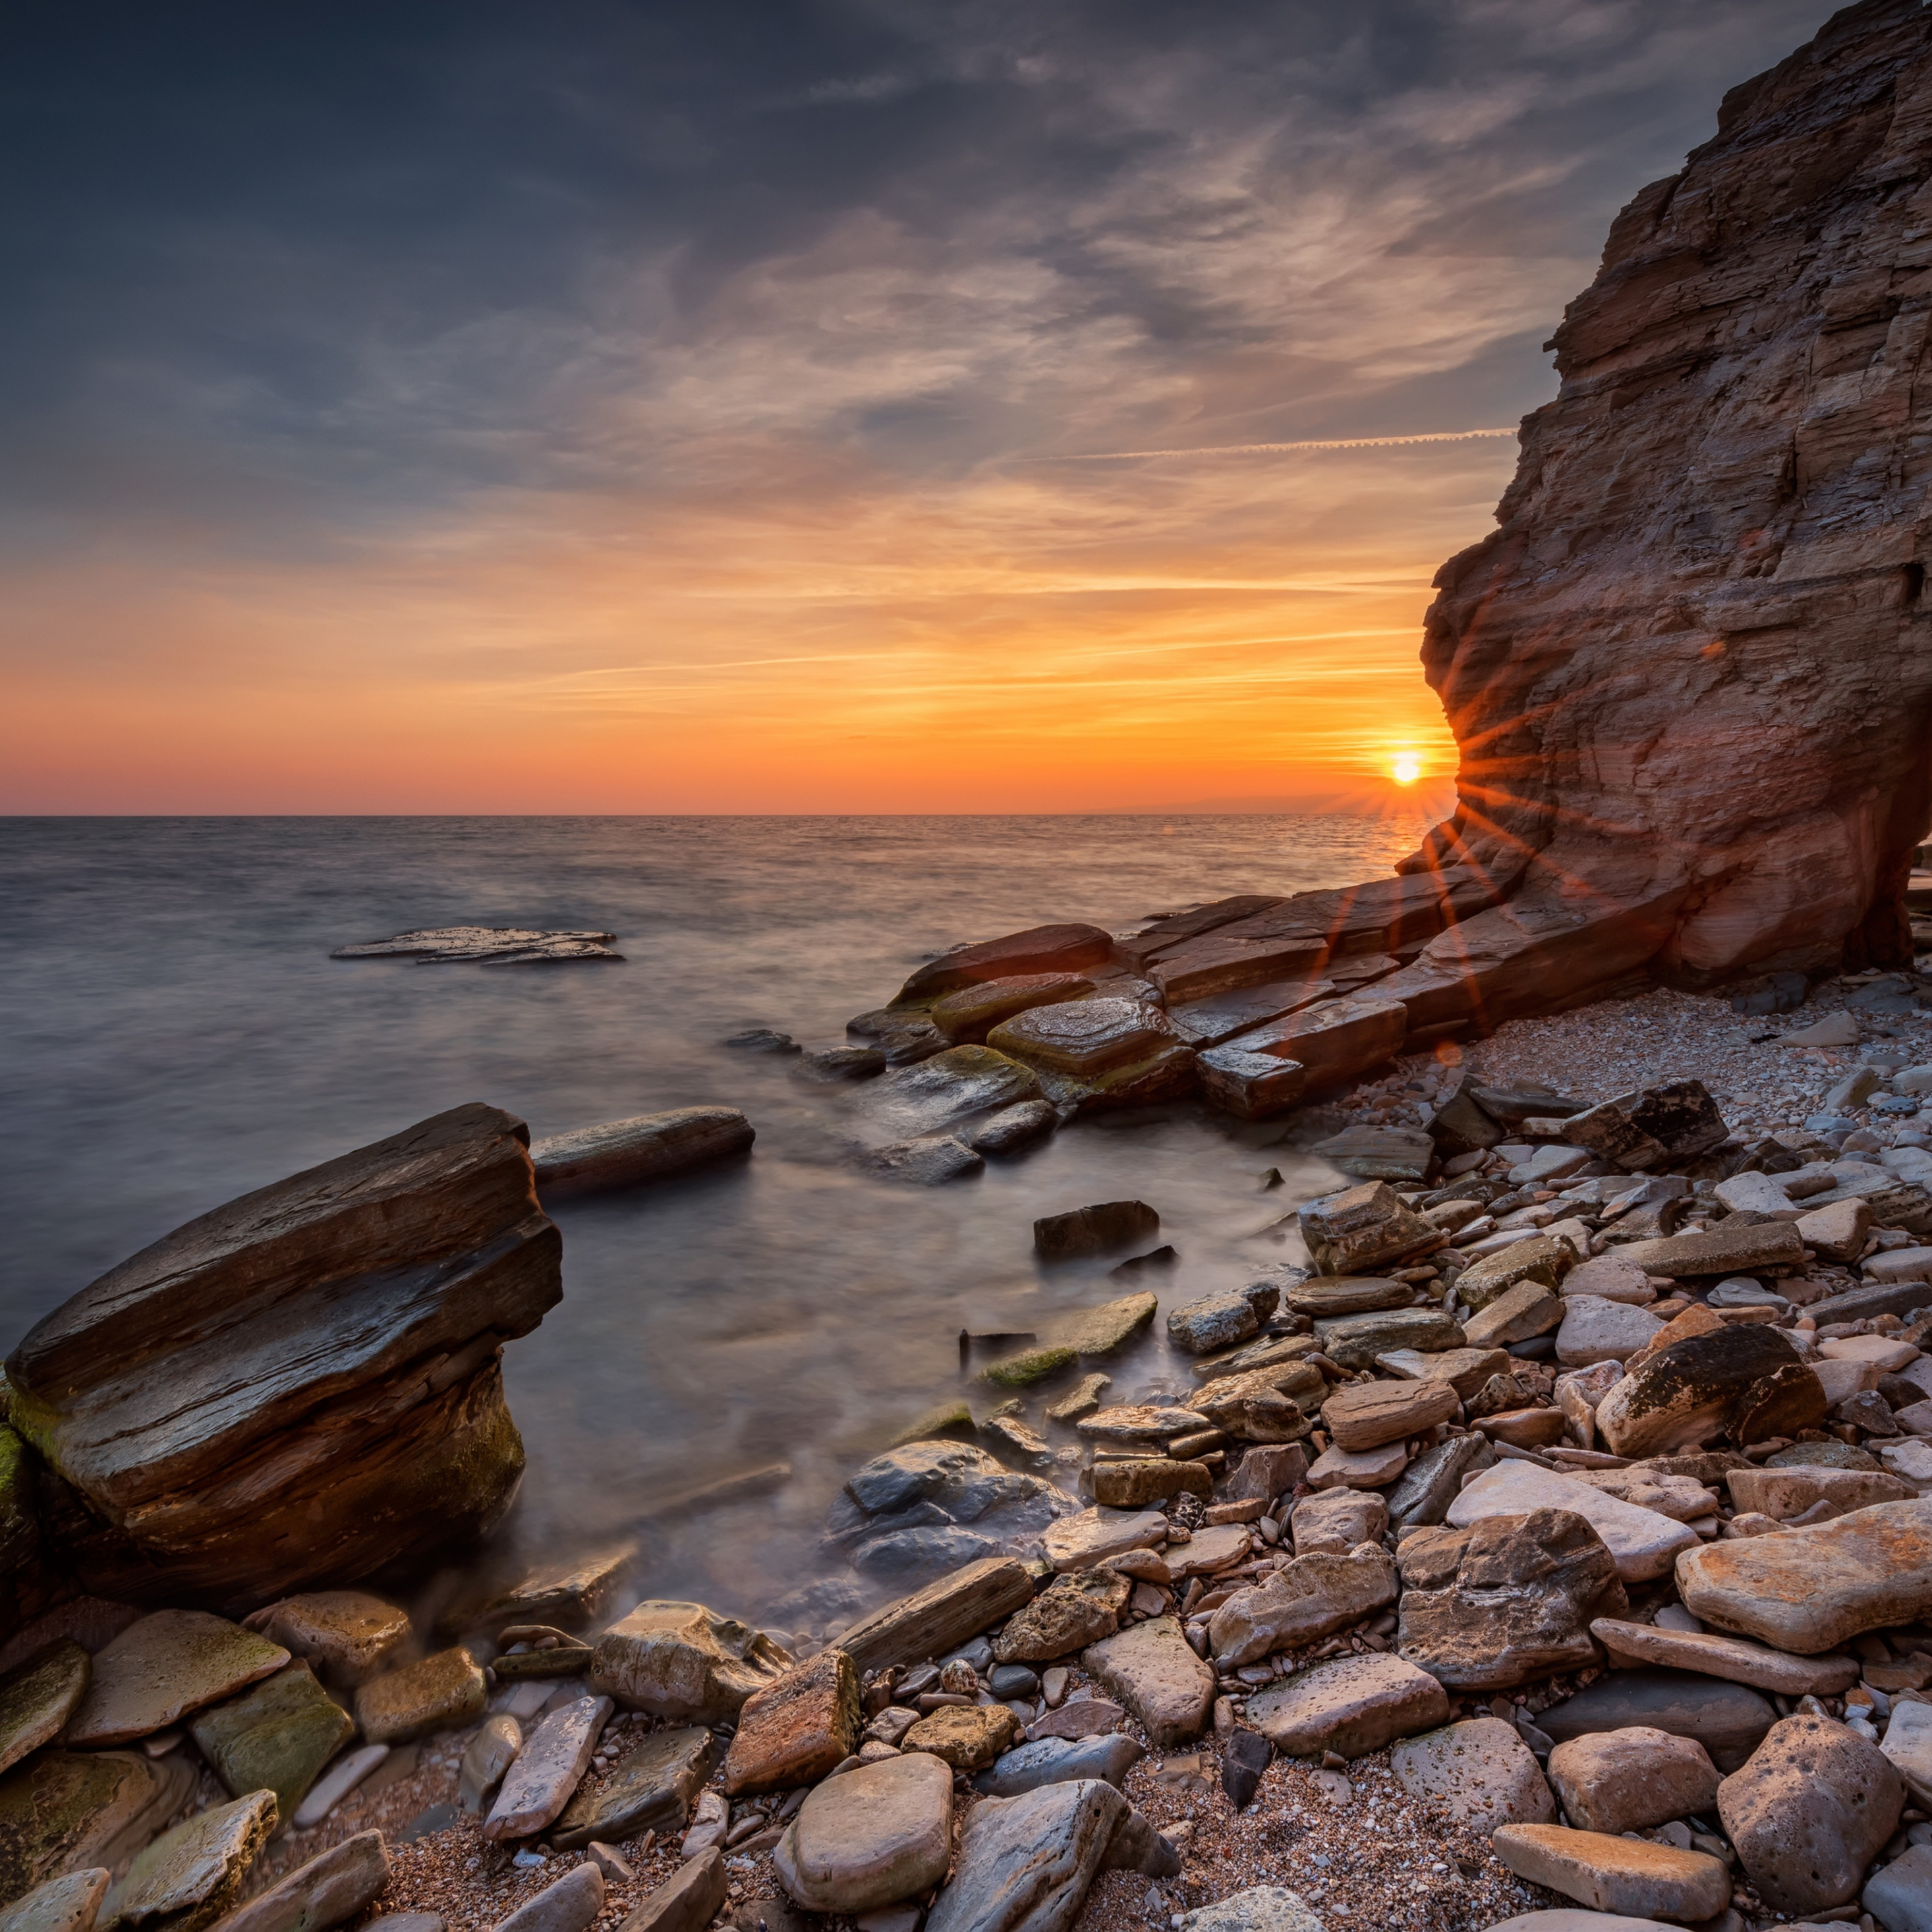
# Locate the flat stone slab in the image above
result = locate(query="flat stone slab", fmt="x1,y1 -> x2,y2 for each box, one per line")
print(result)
1447,1462 -> 1697,1583
773,1751 -> 953,1914
1677,1497 -> 1932,1653
973,1734 -> 1143,1797
551,1726 -> 716,1852
244,1593 -> 409,1688
331,926 -> 619,963
493,1862 -> 604,1932
0,1869 -> 110,1932
532,1108 -> 753,1195
1312,1309 -> 1464,1371
485,1694 -> 613,1840
1537,1669 -> 1774,1775
187,1661 -> 356,1826
1389,1717 -> 1554,1832
0,1643 -> 89,1780
1245,1653 -> 1449,1761
65,1612 -> 289,1747
1588,1618 -> 1859,1695
0,1751 -> 192,1906
1726,1463 -> 1915,1520
355,1647 -> 488,1745
102,1790 -> 276,1932
1306,1442 -> 1409,1489
1491,1825 -> 1730,1923
923,1775 -> 1125,1932
212,1831 -> 389,1932
1322,1380 -> 1459,1452
1025,1698 -> 1127,1742
1377,1347 -> 1512,1400
1042,1510 -> 1169,1572
1881,1697 -> 1932,1806
1081,1617 -> 1214,1747
293,1744 -> 389,1831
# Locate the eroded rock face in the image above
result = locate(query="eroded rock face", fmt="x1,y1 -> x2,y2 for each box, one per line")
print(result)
5,1104 -> 559,1608
1397,0 -> 1932,991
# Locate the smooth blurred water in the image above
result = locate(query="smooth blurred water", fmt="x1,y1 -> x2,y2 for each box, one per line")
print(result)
0,814 -> 1431,1623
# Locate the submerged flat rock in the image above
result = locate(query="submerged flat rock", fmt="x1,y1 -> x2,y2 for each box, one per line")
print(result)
331,927 -> 621,964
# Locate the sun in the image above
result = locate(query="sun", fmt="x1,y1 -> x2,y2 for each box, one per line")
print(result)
1392,754 -> 1421,785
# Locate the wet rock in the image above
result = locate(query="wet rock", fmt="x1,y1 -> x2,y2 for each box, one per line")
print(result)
974,1736 -> 1143,1798
898,926 -> 1116,1004
1081,1617 -> 1215,1747
1197,1047 -> 1307,1121
5,1104 -> 559,1605
1546,1727 -> 1720,1836
1587,1619 -> 1858,1696
0,1752 -> 191,1906
1033,1203 -> 1160,1264
1307,1127 -> 1436,1183
930,976 -> 1098,1046
1289,1487 -> 1387,1556
1312,1308 -> 1464,1371
66,1614 -> 289,1748
776,1751 -> 953,1913
1297,1182 -> 1441,1276
1170,1889 -> 1323,1932
966,1104 -> 1059,1158
868,1050 -> 1044,1139
1537,1670 -> 1775,1775
1677,1498 -> 1932,1653
861,1137 -> 984,1185
332,926 -> 618,964
994,1574 -> 1130,1664
1395,1509 -> 1626,1690
1207,1548 -> 1397,1666
484,1692 -> 611,1840
1596,1324 -> 1820,1459
1719,1712 -> 1902,1916
438,1546 -> 635,1643
242,1594 -> 409,1689
988,999 -> 1186,1094
924,1775 -> 1126,1932
1446,1462 -> 1696,1583
1456,1236 -> 1578,1311
1554,1297 -> 1664,1369
1491,1825 -> 1730,1923
1219,998 -> 1406,1096
587,1605 -> 788,1724
102,1790 -> 275,1932
0,1644 -> 88,1781
0,1870 -> 109,1932
530,1108 -> 753,1196
1055,1293 -> 1158,1358
1246,1653 -> 1449,1761
611,1851 -> 721,1932
1091,1461 -> 1212,1508
800,1047 -> 888,1081
1166,1292 -> 1266,1355
1388,1717 -> 1553,1832
551,1725 -> 716,1851
835,1558 -> 1036,1676
1385,1434 -> 1495,1529
188,1661 -> 356,1826
211,1832 -> 389,1932
353,1647 -> 486,1746
1321,1379 -> 1458,1452
490,1862 -> 604,1932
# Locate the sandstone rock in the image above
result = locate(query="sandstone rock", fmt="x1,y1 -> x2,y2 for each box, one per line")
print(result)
867,1050 -> 1044,1139
923,1776 -> 1125,1932
551,1726 -> 716,1851
6,1105 -> 559,1604
530,1108 -> 753,1195
860,1137 -> 984,1185
102,1791 -> 275,1932
1385,1434 -> 1494,1529
1055,1294 -> 1158,1358
1280,1277 -> 1410,1319
1456,1236 -> 1577,1311
967,1102 -> 1059,1157
1081,1618 -> 1214,1747
1032,1203 -> 1159,1264
1560,1084 -> 1727,1174
1297,1183 -> 1441,1277
1546,1727 -> 1720,1836
973,1736 -> 1143,1798
930,976 -> 1097,1045
1537,1670 -> 1775,1775
0,1871 -> 109,1932
1596,1324 -> 1820,1459
1586,1620 -> 1858,1696
1396,1509 -> 1626,1690
1197,1049 -> 1307,1122
1555,1299 -> 1664,1370
1166,1523 -> 1253,1579
438,1547 -> 634,1642
1313,1309 -> 1463,1371
1307,1127 -> 1435,1182
1091,1461 -> 1212,1508
1678,1498 -> 1932,1653
1864,1843 -> 1932,1932
484,1693 -> 611,1840
1165,973 -> 1334,1048
988,1000 -> 1174,1078
354,1647 -> 486,1746
1207,1548 -> 1398,1666
1247,1653 -> 1448,1761
1726,1463 -> 1915,1520
210,1832 -> 389,1932
1446,1462 -> 1696,1583
901,1704 -> 1019,1773
188,1662 -> 356,1827
611,1852 -> 720,1932
1170,1889 -> 1324,1932
1041,1511 -> 1168,1574
1558,1257 -> 1654,1306
1883,1698 -> 1932,1807
1025,1699 -> 1125,1744
0,1644 -> 88,1781
490,1863 -> 603,1932
1217,998 -> 1406,1097
1719,1713 -> 1903,1916
1378,1346 -> 1512,1400
1077,1407 -> 1212,1447
721,1649 -> 858,1797
1220,1446 -> 1311,1506
1561,1467 -> 1717,1524
1305,1442 -> 1409,1489
1166,1294 -> 1262,1355
1465,1284 -> 1564,1352
899,926 -> 1114,1004
242,1595 -> 409,1688
1289,1488 -> 1387,1556
66,1614 -> 289,1748
995,1573 -> 1130,1663
0,1753 -> 192,1906
1614,1224 -> 1805,1281
1320,1380 -> 1458,1452
1390,1717 -> 1555,1834
1490,1825 -> 1728,1923
1798,1197 -> 1875,1266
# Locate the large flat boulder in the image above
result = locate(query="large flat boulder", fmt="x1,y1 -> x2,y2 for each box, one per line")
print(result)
4,1104 -> 560,1605
0,1753 -> 194,1909
1207,1549 -> 1397,1666
100,1790 -> 275,1932
1389,1717 -> 1554,1833
1537,1669 -> 1774,1775
66,1614 -> 289,1747
1081,1618 -> 1214,1747
1597,1324 -> 1823,1458
1445,1462 -> 1696,1583
1245,1653 -> 1449,1761
185,1661 -> 355,1825
0,1645 -> 88,1780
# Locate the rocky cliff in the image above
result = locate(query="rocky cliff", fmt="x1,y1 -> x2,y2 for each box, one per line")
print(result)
1404,0 -> 1932,1010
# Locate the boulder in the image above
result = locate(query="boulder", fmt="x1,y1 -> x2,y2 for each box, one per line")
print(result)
1032,1203 -> 1159,1264
900,1705 -> 1019,1773
1245,1653 -> 1449,1761
186,1661 -> 356,1825
1166,1294 -> 1262,1355
1091,1461 -> 1212,1508
1297,1182 -> 1441,1276
721,1649 -> 859,1797
897,926 -> 1114,1003
1040,1512 -> 1168,1574
967,1102 -> 1060,1157
987,1001 -> 1189,1105
1463,1284 -> 1564,1352
1197,1048 -> 1308,1121
930,976 -> 1097,1045
1395,1509 -> 1626,1690
1081,1618 -> 1215,1747
1320,1380 -> 1458,1452
1219,1446 -> 1311,1506
209,1832 -> 389,1932
436,1546 -> 633,1642
529,1107 -> 753,1195
353,1647 -> 486,1746
1054,1294 -> 1159,1358
0,1871 -> 109,1932
0,1644 -> 88,1781
66,1613 -> 289,1748
242,1594 -> 409,1688
1798,1197 -> 1874,1266
1885,1699 -> 1932,1807
0,1753 -> 194,1910
588,1603 -> 788,1723
1596,1324 -> 1821,1459
867,1050 -> 1044,1138
1725,1463 -> 1916,1520
1546,1727 -> 1720,1835
859,1137 -> 984,1185
994,1572 -> 1130,1663
1446,1462 -> 1697,1583
1389,1717 -> 1554,1833
4,1104 -> 559,1604
923,1776 -> 1125,1932
1677,1498 -> 1932,1653
1282,1277 -> 1412,1319
1288,1488 -> 1387,1556
1207,1548 -> 1398,1665
1613,1223 -> 1805,1280
1558,1256 -> 1654,1306
1552,1362 -> 1624,1451
1586,1619 -> 1858,1696
550,1726 -> 716,1852
1537,1670 -> 1775,1775
101,1791 -> 275,1932
1718,1713 -> 1904,1916
1490,1825 -> 1729,1923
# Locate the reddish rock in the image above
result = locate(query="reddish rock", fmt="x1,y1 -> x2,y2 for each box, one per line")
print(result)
898,926 -> 1115,1003
722,1649 -> 861,1797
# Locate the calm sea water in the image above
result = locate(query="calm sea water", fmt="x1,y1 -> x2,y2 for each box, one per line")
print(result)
0,814 -> 1431,1627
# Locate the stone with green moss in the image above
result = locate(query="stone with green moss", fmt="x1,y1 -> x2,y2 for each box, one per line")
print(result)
0,1643 -> 89,1780
888,1403 -> 976,1447
0,1429 -> 61,1646
101,1791 -> 274,1932
1056,1293 -> 1158,1357
978,1346 -> 1077,1388
187,1662 -> 354,1826
0,1752 -> 186,1907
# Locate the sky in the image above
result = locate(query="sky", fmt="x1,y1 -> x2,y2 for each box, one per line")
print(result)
1,0 -> 1834,814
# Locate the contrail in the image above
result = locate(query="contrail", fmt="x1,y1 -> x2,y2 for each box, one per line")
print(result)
1047,426 -> 1520,461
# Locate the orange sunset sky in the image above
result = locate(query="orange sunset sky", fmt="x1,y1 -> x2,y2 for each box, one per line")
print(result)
0,1 -> 1830,814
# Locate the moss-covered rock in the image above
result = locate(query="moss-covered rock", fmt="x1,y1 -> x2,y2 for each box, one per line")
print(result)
100,1790 -> 274,1932
0,1752 -> 188,1908
0,1643 -> 88,1780
187,1663 -> 354,1828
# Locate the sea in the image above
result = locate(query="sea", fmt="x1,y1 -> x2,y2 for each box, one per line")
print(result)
0,813 -> 1433,1630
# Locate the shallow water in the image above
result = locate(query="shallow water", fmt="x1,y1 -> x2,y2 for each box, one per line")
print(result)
0,813 -> 1432,1628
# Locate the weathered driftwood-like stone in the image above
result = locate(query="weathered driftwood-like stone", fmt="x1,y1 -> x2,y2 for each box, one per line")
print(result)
5,1104 -> 559,1606
833,1558 -> 1035,1677
1596,1324 -> 1820,1458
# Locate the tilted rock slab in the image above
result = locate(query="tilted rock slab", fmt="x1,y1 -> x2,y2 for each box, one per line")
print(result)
102,1790 -> 275,1932
4,1102 -> 560,1605
924,1776 -> 1127,1932
484,1693 -> 612,1840
1676,1497 -> 1932,1653
1446,1462 -> 1697,1583
529,1106 -> 753,1195
209,1832 -> 389,1932
0,1869 -> 110,1932
1245,1653 -> 1449,1762
1080,1617 -> 1214,1747
1207,1548 -> 1397,1666
1490,1825 -> 1729,1925
1588,1617 -> 1859,1695
589,1603 -> 789,1724
1388,1718 -> 1554,1833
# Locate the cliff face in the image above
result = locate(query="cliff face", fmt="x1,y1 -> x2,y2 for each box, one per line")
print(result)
1409,0 -> 1932,991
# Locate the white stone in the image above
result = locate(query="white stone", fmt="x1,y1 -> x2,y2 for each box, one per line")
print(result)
1884,1698 -> 1932,1806
1815,1357 -> 1887,1407
1713,1172 -> 1801,1218
291,1744 -> 389,1829
1879,1439 -> 1932,1491
1173,1888 -> 1324,1932
1446,1462 -> 1699,1583
1555,1297 -> 1666,1369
